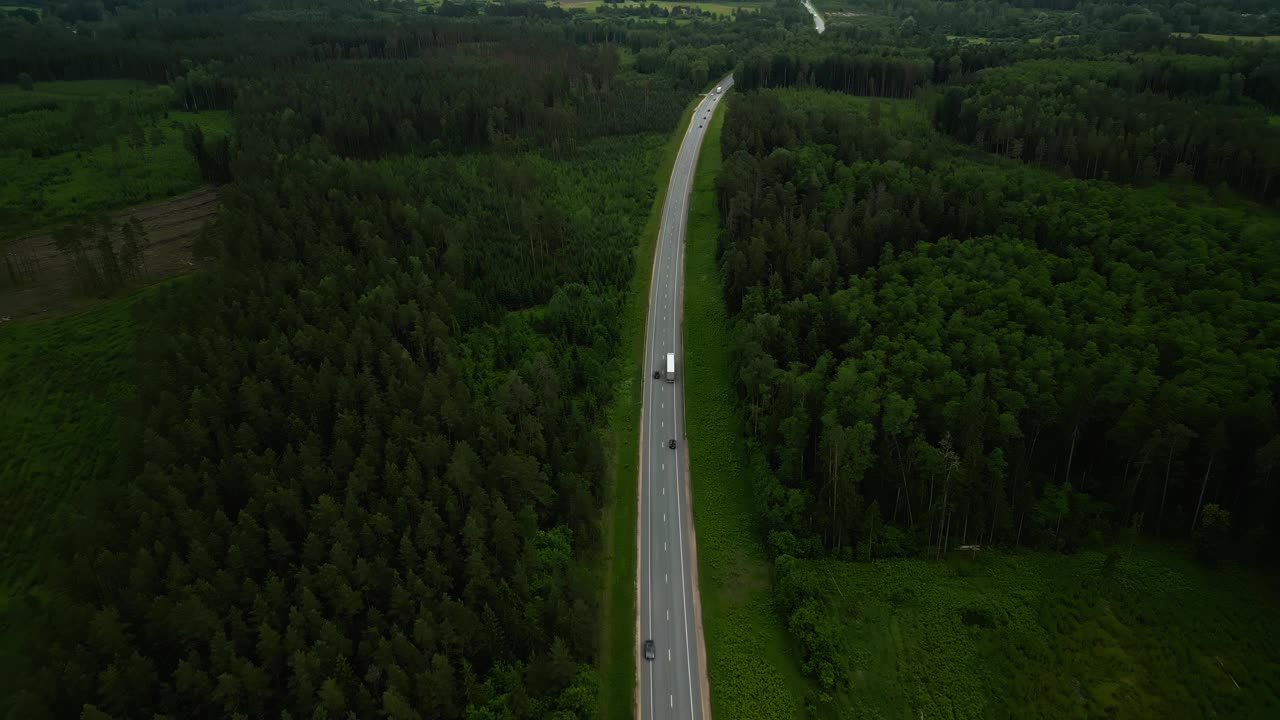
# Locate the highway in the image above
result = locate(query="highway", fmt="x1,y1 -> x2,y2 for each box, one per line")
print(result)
801,0 -> 826,33
637,75 -> 732,720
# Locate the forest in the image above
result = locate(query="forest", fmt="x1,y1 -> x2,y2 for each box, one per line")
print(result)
4,0 -> 1280,718
706,5 -> 1280,715
0,3 -> 777,718
811,0 -> 1280,38
717,84 -> 1280,562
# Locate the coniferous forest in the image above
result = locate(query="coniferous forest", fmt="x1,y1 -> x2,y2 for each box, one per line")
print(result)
3,1 -> 1280,719
0,4 -> 752,718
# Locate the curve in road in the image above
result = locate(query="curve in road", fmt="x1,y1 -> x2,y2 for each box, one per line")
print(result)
801,0 -> 826,33
637,76 -> 733,720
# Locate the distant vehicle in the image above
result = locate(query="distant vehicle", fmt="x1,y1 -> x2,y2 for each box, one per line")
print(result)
715,85 -> 722,94
669,438 -> 677,449
653,369 -> 661,379
665,352 -> 676,382
644,639 -> 656,661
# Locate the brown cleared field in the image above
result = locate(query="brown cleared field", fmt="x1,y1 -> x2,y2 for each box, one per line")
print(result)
0,187 -> 218,322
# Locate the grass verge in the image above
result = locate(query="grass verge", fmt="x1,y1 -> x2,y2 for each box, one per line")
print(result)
597,95 -> 706,720
682,100 -> 810,718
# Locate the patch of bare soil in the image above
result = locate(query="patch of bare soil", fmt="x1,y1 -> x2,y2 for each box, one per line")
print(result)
0,187 -> 219,322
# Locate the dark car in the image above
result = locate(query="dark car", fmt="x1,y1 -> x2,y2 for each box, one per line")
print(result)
643,639 -> 656,661
668,438 -> 677,449
653,369 -> 661,379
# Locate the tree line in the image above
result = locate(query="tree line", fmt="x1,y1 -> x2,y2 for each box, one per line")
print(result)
814,0 -> 1280,37
935,59 -> 1280,205
735,45 -> 933,98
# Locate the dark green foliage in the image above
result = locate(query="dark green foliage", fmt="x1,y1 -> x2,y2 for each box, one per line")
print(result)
814,0 -> 1280,37
1,16 -> 692,718
231,50 -> 685,160
735,44 -> 932,97
1194,503 -> 1231,564
716,88 -> 1280,565
180,122 -> 231,184
9,133 -> 662,717
934,59 -> 1280,204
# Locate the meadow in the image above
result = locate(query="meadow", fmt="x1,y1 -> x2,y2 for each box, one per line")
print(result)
780,545 -> 1280,719
0,286 -> 161,609
0,79 -> 229,239
683,101 -> 810,719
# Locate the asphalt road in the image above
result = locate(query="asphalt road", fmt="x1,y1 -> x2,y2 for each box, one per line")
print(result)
801,0 -> 826,33
638,76 -> 733,720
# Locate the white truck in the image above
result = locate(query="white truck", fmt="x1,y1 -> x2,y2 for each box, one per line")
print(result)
665,352 -> 676,383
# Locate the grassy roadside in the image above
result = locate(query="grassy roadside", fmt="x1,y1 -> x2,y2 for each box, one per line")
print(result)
597,96 -> 705,720
683,102 -> 810,718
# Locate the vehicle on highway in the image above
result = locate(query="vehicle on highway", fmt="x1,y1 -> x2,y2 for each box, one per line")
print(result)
668,438 -> 677,449
715,85 -> 722,94
643,639 -> 656,661
653,369 -> 661,379
665,352 -> 676,382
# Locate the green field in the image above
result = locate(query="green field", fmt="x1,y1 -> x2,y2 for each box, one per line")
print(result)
0,80 -> 229,239
780,545 -> 1280,719
1172,31 -> 1280,43
683,101 -> 810,718
596,99 -> 703,720
0,287 -> 159,608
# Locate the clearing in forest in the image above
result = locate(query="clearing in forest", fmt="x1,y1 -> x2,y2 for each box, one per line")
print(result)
0,187 -> 218,321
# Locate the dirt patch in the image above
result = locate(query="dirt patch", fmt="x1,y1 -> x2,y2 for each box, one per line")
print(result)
0,187 -> 219,322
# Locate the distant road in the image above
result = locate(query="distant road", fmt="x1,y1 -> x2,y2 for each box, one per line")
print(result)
637,76 -> 732,720
801,0 -> 826,33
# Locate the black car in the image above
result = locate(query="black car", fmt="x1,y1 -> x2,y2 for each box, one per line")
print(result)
653,369 -> 661,379
643,639 -> 656,661
668,438 -> 677,449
